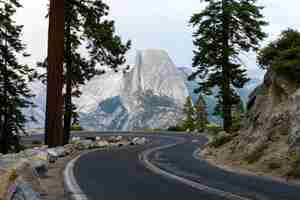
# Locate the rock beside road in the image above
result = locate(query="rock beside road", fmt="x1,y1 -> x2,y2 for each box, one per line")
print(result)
0,136 -> 149,200
204,69 -> 300,180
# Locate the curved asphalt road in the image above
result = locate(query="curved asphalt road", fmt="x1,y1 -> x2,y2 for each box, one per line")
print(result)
74,134 -> 226,200
73,133 -> 300,200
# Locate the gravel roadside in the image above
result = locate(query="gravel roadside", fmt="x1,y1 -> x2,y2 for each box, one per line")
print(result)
38,151 -> 84,200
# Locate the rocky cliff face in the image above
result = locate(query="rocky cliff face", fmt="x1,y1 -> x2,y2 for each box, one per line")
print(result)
207,69 -> 300,177
238,70 -> 300,154
74,49 -> 188,130
25,49 -> 259,131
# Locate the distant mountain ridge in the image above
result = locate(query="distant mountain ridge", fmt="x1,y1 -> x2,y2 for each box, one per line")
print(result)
178,67 -> 262,123
74,49 -> 188,130
24,49 -> 261,130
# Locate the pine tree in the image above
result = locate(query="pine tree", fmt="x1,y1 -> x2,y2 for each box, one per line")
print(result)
0,0 -> 37,153
189,0 -> 267,132
182,96 -> 195,131
38,0 -> 131,144
258,29 -> 300,81
39,0 -> 130,144
232,98 -> 245,131
194,95 -> 208,131
45,0 -> 65,147
63,0 -> 130,144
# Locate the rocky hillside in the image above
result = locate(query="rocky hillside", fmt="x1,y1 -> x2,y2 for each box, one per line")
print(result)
205,69 -> 300,178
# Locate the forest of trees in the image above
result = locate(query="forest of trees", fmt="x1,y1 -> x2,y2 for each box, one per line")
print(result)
0,0 -> 37,153
0,0 -> 299,153
0,0 -> 130,152
181,96 -> 208,132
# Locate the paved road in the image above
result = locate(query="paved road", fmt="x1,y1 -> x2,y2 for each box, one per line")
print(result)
23,132 -> 300,199
74,133 -> 300,200
151,137 -> 300,200
74,134 -> 228,200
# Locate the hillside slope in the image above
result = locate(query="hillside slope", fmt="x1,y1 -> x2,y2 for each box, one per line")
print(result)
204,69 -> 300,178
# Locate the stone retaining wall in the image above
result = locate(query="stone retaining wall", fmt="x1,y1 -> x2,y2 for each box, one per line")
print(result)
0,136 -> 147,200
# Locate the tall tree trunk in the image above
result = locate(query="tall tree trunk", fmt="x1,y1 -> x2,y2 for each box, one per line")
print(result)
1,32 -> 10,154
45,0 -> 65,147
0,115 -> 4,153
64,20 -> 72,145
221,0 -> 232,132
1,65 -> 9,154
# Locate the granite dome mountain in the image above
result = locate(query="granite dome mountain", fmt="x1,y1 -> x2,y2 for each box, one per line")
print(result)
25,49 -> 260,130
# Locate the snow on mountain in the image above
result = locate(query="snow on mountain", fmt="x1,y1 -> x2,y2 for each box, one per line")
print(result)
74,71 -> 124,114
78,49 -> 189,130
24,49 -> 261,130
26,49 -> 189,130
178,67 -> 262,123
23,81 -> 46,129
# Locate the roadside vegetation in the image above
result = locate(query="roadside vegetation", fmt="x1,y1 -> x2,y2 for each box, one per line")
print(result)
201,28 -> 300,180
70,123 -> 84,131
167,96 -> 208,133
0,0 -> 130,152
258,29 -> 300,82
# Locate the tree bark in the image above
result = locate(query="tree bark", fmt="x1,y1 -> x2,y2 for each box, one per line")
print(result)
1,59 -> 9,154
45,0 -> 65,147
63,19 -> 72,145
1,31 -> 10,154
222,0 -> 232,132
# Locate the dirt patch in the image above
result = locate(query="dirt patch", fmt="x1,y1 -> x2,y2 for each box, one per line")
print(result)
201,140 -> 300,186
0,169 -> 16,200
38,152 -> 82,200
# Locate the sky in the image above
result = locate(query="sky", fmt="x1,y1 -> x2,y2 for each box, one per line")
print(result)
16,0 -> 300,79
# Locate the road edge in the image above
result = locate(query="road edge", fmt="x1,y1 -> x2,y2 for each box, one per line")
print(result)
139,138 -> 251,200
62,133 -> 156,200
193,147 -> 300,187
64,151 -> 90,200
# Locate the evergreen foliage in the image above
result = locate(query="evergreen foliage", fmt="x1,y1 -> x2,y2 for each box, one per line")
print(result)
194,95 -> 208,131
258,29 -> 300,81
182,96 -> 196,131
63,0 -> 130,144
189,0 -> 267,132
0,0 -> 37,153
39,0 -> 131,144
231,98 -> 245,131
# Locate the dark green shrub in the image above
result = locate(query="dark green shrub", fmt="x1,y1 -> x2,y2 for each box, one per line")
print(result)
205,123 -> 223,136
245,144 -> 268,164
258,29 -> 300,81
209,134 -> 233,148
286,168 -> 300,178
268,161 -> 282,170
286,152 -> 300,178
32,140 -> 43,145
71,124 -> 83,131
167,126 -> 186,132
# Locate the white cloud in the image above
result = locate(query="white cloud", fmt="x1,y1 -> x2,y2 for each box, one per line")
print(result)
16,0 -> 300,79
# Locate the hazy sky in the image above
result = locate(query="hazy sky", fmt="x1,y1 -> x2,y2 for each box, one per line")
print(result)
16,0 -> 300,78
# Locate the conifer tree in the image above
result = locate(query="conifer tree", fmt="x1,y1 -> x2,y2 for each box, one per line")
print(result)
258,29 -> 300,81
0,0 -> 36,153
45,0 -> 65,147
194,95 -> 208,131
182,96 -> 195,131
40,0 -> 130,144
189,0 -> 267,132
232,98 -> 245,131
62,0 -> 130,144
